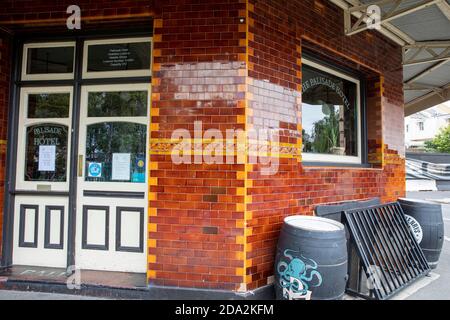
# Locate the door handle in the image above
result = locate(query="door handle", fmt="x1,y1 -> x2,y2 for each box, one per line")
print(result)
78,155 -> 83,177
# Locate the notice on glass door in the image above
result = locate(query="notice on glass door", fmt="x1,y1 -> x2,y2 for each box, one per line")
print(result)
112,153 -> 131,181
38,145 -> 56,172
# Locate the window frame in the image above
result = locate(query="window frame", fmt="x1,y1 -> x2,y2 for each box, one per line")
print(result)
21,42 -> 76,81
16,86 -> 73,191
82,37 -> 152,79
301,58 -> 363,165
418,122 -> 424,131
79,83 -> 150,189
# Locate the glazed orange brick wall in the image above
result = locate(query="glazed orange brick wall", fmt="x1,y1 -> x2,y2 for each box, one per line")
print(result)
0,36 -> 11,258
148,0 -> 248,290
0,0 -> 153,23
244,0 -> 406,290
0,0 -> 407,293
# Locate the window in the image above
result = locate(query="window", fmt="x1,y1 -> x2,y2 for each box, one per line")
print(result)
83,37 -> 152,79
21,42 -> 75,81
16,87 -> 73,190
418,122 -> 424,131
83,85 -> 149,184
25,124 -> 69,182
302,58 -> 361,164
85,122 -> 147,183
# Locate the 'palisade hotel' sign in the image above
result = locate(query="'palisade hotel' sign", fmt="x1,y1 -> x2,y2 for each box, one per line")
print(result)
302,76 -> 352,110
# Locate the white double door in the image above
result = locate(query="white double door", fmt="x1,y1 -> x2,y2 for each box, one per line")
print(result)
13,84 -> 149,273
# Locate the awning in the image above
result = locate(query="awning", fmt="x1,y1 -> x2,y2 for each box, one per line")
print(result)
329,0 -> 450,116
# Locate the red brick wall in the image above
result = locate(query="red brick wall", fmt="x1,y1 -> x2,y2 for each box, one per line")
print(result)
244,0 -> 405,290
0,35 -> 11,258
0,0 -> 406,293
148,0 -> 248,290
0,0 -> 153,24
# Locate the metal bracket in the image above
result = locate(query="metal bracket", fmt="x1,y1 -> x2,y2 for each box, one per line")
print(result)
344,0 -> 441,36
403,41 -> 450,66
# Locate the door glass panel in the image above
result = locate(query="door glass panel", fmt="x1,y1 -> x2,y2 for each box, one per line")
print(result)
85,122 -> 147,183
26,47 -> 74,74
88,91 -> 147,117
25,124 -> 68,182
87,42 -> 151,72
28,93 -> 70,118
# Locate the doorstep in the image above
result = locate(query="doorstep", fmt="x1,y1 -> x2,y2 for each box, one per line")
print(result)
0,265 -> 274,300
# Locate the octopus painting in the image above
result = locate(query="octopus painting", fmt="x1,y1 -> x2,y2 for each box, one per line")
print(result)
277,249 -> 323,300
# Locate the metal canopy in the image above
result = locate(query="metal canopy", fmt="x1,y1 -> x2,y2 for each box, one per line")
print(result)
329,0 -> 450,116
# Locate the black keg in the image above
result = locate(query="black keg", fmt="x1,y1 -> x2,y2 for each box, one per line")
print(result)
399,198 -> 444,269
274,215 -> 348,300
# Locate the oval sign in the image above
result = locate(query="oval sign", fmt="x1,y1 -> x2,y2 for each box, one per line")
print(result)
405,214 -> 423,244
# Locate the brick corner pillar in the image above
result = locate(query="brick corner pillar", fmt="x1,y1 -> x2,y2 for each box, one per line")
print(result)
147,0 -> 250,291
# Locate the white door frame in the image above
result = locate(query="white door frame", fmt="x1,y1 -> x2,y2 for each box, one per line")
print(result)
75,83 -> 150,273
12,87 -> 73,268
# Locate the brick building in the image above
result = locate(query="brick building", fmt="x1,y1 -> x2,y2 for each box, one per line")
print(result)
0,0 -> 406,297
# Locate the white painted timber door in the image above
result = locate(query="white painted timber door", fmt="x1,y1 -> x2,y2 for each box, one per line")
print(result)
75,84 -> 149,273
13,87 -> 73,268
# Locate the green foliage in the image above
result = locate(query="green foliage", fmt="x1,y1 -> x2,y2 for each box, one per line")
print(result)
310,110 -> 340,153
425,125 -> 450,153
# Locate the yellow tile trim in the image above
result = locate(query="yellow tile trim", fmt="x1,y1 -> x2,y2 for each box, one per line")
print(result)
236,235 -> 245,245
151,77 -> 161,86
153,34 -> 162,42
147,270 -> 156,279
149,162 -> 158,170
151,93 -> 160,101
243,3 -> 252,285
153,49 -> 162,57
237,171 -> 246,180
148,255 -> 156,263
149,208 -> 157,217
150,123 -> 159,131
153,63 -> 161,72
236,187 -> 246,196
154,19 -> 163,28
237,115 -> 246,124
148,223 -> 157,232
149,177 -> 158,186
148,239 -> 156,248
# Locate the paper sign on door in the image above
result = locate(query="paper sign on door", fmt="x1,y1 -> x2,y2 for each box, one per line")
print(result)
38,145 -> 56,172
112,153 -> 131,180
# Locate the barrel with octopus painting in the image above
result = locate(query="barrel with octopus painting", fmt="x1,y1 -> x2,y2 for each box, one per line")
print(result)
274,215 -> 348,300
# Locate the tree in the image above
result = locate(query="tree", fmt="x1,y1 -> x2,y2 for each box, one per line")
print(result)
425,125 -> 450,153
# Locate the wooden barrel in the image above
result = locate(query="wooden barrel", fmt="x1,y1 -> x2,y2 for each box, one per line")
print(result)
274,216 -> 348,300
399,198 -> 444,269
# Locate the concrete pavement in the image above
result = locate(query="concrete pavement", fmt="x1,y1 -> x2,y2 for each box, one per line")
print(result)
0,290 -> 105,300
